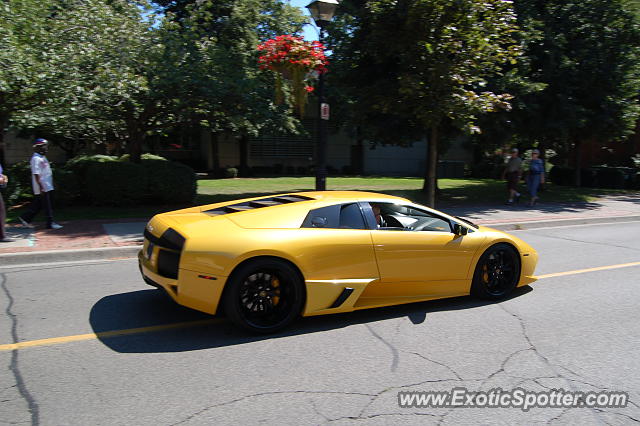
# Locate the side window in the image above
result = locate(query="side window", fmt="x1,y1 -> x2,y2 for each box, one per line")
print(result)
301,205 -> 340,228
301,203 -> 366,229
365,202 -> 453,232
339,203 -> 366,229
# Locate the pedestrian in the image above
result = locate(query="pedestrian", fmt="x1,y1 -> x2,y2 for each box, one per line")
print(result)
0,162 -> 10,242
526,149 -> 545,206
18,138 -> 63,230
501,148 -> 522,205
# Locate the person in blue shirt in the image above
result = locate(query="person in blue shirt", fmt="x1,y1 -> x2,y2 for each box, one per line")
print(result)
526,149 -> 545,206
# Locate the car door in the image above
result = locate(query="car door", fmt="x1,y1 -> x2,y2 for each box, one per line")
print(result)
361,202 -> 486,299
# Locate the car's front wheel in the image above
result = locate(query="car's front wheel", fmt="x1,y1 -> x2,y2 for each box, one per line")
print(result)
223,258 -> 305,333
471,243 -> 520,299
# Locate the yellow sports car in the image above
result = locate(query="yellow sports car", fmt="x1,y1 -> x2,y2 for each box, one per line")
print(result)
138,191 -> 538,333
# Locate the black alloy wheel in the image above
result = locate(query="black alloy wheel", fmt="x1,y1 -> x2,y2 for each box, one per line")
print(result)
471,243 -> 520,299
224,259 -> 305,333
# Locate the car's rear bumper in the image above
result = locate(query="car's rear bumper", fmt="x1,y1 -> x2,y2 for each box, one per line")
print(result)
138,249 -> 226,315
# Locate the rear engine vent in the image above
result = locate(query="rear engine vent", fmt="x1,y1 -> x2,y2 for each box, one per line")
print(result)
204,194 -> 313,216
144,228 -> 186,251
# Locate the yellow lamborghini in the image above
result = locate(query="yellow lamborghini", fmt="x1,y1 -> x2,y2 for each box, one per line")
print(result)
138,191 -> 538,333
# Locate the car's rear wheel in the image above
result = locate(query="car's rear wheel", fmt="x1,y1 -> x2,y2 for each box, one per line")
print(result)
223,258 -> 305,333
471,243 -> 520,299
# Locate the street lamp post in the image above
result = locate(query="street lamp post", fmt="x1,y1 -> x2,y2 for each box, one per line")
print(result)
306,0 -> 338,191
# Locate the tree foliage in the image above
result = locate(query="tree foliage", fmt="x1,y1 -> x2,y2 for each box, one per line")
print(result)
0,0 -> 58,165
474,0 -> 640,184
328,0 -> 521,205
11,0 -> 161,160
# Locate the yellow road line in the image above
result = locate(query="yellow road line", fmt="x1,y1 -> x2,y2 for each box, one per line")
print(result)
1,261 -> 639,352
535,261 -> 640,279
0,319 -> 220,351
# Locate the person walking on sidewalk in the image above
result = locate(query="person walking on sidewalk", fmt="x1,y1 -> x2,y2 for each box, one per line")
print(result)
526,149 -> 545,207
0,162 -> 10,242
502,148 -> 522,205
18,138 -> 63,230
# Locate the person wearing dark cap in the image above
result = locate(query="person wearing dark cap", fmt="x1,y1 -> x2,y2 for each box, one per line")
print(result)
526,149 -> 545,206
18,138 -> 63,229
501,147 -> 522,205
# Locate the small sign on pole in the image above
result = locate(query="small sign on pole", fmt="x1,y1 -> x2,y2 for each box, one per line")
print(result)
321,103 -> 330,120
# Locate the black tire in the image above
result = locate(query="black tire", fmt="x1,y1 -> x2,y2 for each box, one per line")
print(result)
471,243 -> 521,300
223,258 -> 305,333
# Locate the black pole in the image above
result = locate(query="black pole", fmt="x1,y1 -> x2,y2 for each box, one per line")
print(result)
315,26 -> 328,191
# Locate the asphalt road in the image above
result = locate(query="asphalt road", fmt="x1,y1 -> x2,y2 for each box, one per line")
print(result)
1,221 -> 639,425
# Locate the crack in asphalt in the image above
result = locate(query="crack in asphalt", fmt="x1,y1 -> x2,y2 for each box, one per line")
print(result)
365,324 -> 399,372
326,412 -> 439,422
496,303 -> 619,425
169,390 -> 378,425
546,407 -> 572,424
402,350 -> 463,381
0,273 -> 39,426
593,408 -> 640,423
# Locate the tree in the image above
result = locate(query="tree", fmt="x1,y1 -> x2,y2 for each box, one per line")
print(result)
0,0 -> 57,166
166,0 -> 307,174
329,0 -> 520,206
508,0 -> 640,185
12,0 -> 169,162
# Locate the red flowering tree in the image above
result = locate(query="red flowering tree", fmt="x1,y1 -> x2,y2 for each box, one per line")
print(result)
257,35 -> 328,115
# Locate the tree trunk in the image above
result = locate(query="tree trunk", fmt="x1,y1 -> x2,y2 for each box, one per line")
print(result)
422,127 -> 438,207
0,113 -> 8,168
127,122 -> 144,164
210,131 -> 220,174
574,139 -> 582,187
351,126 -> 364,175
239,134 -> 249,177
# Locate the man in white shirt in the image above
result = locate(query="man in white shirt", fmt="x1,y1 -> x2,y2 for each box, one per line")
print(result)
18,138 -> 63,229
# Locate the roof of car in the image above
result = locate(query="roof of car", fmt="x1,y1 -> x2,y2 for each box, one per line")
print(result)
293,191 -> 408,202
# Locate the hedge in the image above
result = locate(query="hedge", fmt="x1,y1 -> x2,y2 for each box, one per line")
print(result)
86,161 -> 149,206
85,159 -> 196,206
2,154 -> 196,207
140,160 -> 197,204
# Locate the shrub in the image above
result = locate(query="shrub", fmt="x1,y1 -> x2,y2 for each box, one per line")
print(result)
86,161 -> 148,206
224,167 -> 238,178
548,166 -> 575,186
2,161 -> 33,205
470,161 -> 502,179
580,168 -> 597,187
53,169 -> 82,206
251,166 -> 273,175
594,167 -> 626,189
119,153 -> 168,162
298,166 -> 310,175
142,160 -> 196,204
64,154 -> 118,180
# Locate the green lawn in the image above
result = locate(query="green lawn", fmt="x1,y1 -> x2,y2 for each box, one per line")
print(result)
196,176 -> 632,205
5,176 -> 636,223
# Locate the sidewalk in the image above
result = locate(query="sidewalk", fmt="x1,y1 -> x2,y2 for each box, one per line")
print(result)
0,194 -> 638,263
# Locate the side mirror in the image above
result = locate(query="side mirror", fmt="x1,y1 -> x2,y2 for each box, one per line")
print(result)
453,223 -> 468,236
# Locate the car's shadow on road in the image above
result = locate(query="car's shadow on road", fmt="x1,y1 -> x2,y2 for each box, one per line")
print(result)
89,286 -> 533,353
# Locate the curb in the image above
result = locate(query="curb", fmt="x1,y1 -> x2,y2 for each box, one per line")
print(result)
0,245 -> 142,268
1,215 -> 639,267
